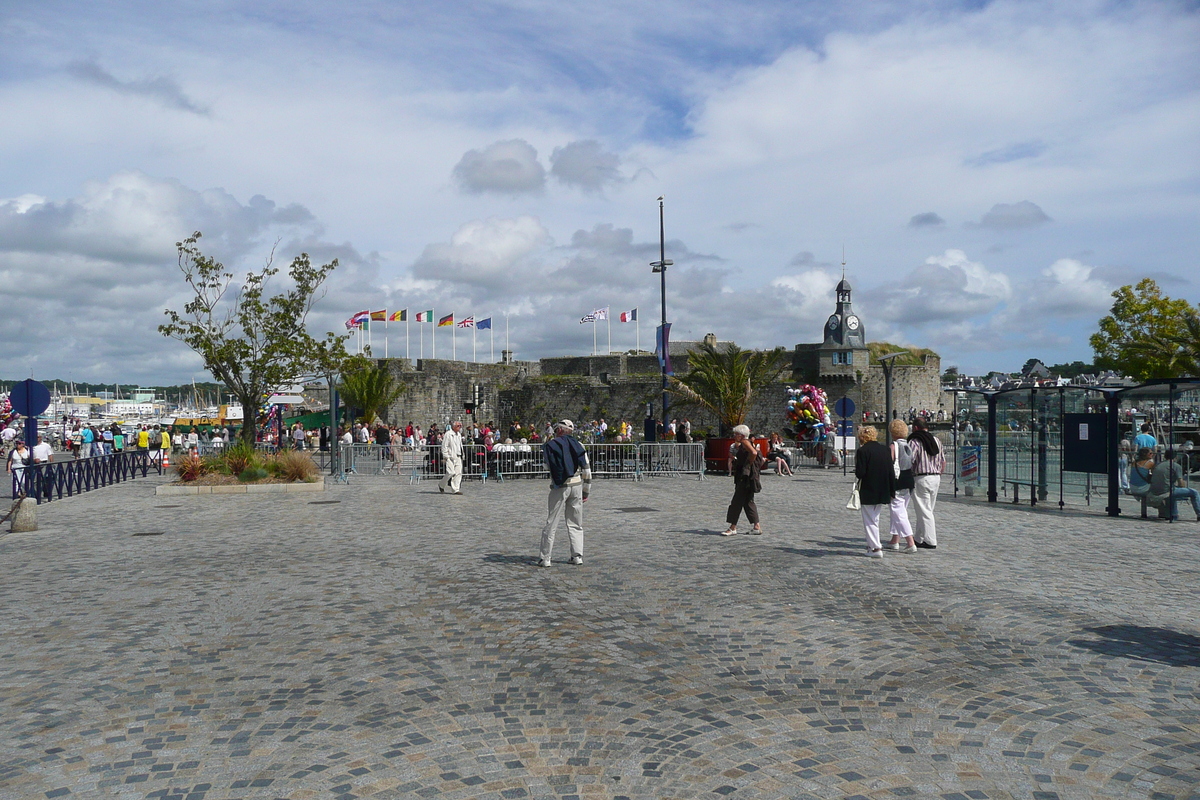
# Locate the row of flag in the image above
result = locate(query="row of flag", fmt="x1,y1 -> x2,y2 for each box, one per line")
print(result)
579,307 -> 637,324
346,310 -> 492,330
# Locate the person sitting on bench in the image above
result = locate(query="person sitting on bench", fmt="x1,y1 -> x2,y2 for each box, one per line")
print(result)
1129,447 -> 1155,499
1149,448 -> 1200,522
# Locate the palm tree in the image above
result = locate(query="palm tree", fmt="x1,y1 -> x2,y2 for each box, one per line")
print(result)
337,361 -> 406,425
668,342 -> 789,435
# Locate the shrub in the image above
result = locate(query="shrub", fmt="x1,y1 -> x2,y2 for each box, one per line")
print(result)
237,466 -> 269,483
223,442 -> 261,477
274,450 -> 319,482
174,455 -> 206,482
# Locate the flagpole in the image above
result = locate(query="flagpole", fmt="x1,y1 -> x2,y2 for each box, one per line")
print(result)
506,314 -> 509,356
406,314 -> 410,361
472,321 -> 477,363
453,318 -> 456,361
432,308 -> 436,359
636,308 -> 640,353
592,318 -> 597,355
385,316 -> 388,359
420,318 -> 424,361
607,312 -> 611,355
491,325 -> 494,363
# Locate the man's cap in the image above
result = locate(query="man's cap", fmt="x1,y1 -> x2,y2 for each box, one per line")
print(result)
557,419 -> 575,431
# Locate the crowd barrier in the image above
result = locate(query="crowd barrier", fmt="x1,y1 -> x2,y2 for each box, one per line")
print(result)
12,450 -> 163,504
330,442 -> 708,483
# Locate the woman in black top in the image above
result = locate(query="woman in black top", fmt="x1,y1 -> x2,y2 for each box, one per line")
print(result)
854,425 -> 895,558
722,425 -> 763,536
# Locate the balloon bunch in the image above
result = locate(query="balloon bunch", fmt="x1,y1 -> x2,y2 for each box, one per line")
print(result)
785,385 -> 832,439
256,403 -> 278,433
0,394 -> 14,426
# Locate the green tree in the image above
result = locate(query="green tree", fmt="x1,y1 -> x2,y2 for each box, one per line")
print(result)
668,342 -> 789,435
159,232 -> 350,443
1136,311 -> 1200,378
337,358 -> 406,425
1090,279 -> 1197,380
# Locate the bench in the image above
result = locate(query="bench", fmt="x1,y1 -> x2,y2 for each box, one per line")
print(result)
1137,491 -> 1171,520
1002,479 -> 1047,504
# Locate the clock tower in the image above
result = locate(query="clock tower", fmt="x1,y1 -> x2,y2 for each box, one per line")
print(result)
822,277 -> 866,349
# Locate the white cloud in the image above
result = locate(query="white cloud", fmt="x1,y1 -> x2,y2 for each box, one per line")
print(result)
411,216 -> 550,287
1020,258 -> 1113,316
452,140 -> 546,194
865,249 -> 1012,326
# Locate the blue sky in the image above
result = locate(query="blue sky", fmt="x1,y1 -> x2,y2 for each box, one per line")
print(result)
1,0 -> 1198,383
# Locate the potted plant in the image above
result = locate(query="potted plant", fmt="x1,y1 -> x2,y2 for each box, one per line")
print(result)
668,342 -> 788,471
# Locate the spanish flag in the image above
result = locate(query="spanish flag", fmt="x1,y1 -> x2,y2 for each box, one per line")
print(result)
370,310 -> 386,321
438,313 -> 454,327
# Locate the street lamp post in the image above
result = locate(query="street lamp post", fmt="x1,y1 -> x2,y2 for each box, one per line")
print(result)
877,351 -> 909,444
650,196 -> 673,441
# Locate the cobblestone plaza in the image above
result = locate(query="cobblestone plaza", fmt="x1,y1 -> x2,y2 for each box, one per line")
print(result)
1,470 -> 1197,799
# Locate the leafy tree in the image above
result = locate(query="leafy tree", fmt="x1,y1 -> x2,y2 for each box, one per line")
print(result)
668,342 -> 789,435
1136,311 -> 1200,378
159,232 -> 350,443
1090,279 -> 1197,380
337,358 -> 406,425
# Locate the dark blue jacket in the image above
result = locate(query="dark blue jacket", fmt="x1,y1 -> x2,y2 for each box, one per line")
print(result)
544,435 -> 587,486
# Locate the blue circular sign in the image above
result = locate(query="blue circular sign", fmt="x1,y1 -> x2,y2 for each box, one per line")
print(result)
11,379 -> 51,417
834,397 -> 856,418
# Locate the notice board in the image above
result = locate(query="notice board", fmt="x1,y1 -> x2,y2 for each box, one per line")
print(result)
1063,413 -> 1108,474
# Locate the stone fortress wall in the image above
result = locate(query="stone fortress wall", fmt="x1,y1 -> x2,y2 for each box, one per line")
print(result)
374,348 -> 941,436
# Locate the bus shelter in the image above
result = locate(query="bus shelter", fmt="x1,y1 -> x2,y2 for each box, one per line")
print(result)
947,379 -> 1200,519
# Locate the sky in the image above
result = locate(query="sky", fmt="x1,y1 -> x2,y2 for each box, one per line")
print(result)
1,0 -> 1198,384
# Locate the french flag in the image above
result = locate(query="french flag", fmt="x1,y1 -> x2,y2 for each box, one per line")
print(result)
619,308 -> 637,322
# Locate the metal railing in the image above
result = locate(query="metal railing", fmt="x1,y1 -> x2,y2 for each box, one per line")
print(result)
637,443 -> 706,478
329,442 -> 708,483
13,451 -> 163,504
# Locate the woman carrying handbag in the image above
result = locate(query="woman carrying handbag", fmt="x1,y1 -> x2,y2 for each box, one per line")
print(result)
854,425 -> 896,558
722,425 -> 764,535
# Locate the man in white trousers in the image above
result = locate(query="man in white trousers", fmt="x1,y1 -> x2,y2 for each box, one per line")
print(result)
439,420 -> 465,495
537,420 -> 591,567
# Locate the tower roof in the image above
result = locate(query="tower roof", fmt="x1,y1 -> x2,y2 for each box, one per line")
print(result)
836,277 -> 852,293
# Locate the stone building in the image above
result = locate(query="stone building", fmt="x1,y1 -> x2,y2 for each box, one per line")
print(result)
792,277 -> 944,420
372,281 -> 943,435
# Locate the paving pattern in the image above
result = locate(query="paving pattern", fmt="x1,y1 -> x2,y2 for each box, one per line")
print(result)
1,469 -> 1198,800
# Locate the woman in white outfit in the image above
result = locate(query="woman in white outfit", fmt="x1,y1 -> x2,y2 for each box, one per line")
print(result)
907,418 -> 946,549
884,419 -> 917,553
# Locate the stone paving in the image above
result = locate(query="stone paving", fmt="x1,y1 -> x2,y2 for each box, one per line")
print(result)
1,468 -> 1198,800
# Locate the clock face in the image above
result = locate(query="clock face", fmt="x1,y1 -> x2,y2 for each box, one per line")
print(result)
827,315 -> 840,330
846,315 -> 860,331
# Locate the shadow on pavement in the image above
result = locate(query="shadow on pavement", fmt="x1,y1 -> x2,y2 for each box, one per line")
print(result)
775,536 -> 864,558
482,553 -> 539,566
675,529 -> 732,537
1069,624 -> 1200,667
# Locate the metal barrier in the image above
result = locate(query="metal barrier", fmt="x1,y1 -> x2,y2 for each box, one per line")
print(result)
585,443 -> 640,479
326,441 -> 708,483
485,445 -> 546,480
638,443 -> 706,478
14,451 -> 163,504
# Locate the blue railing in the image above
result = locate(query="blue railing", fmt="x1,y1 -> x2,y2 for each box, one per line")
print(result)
12,451 -> 164,504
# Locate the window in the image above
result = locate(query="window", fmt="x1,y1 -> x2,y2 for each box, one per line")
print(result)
832,351 -> 853,365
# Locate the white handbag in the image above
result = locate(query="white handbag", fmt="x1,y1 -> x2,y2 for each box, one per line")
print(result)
846,479 -> 861,510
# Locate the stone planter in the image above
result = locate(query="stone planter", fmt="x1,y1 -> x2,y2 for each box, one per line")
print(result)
155,481 -> 325,496
705,436 -> 771,473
